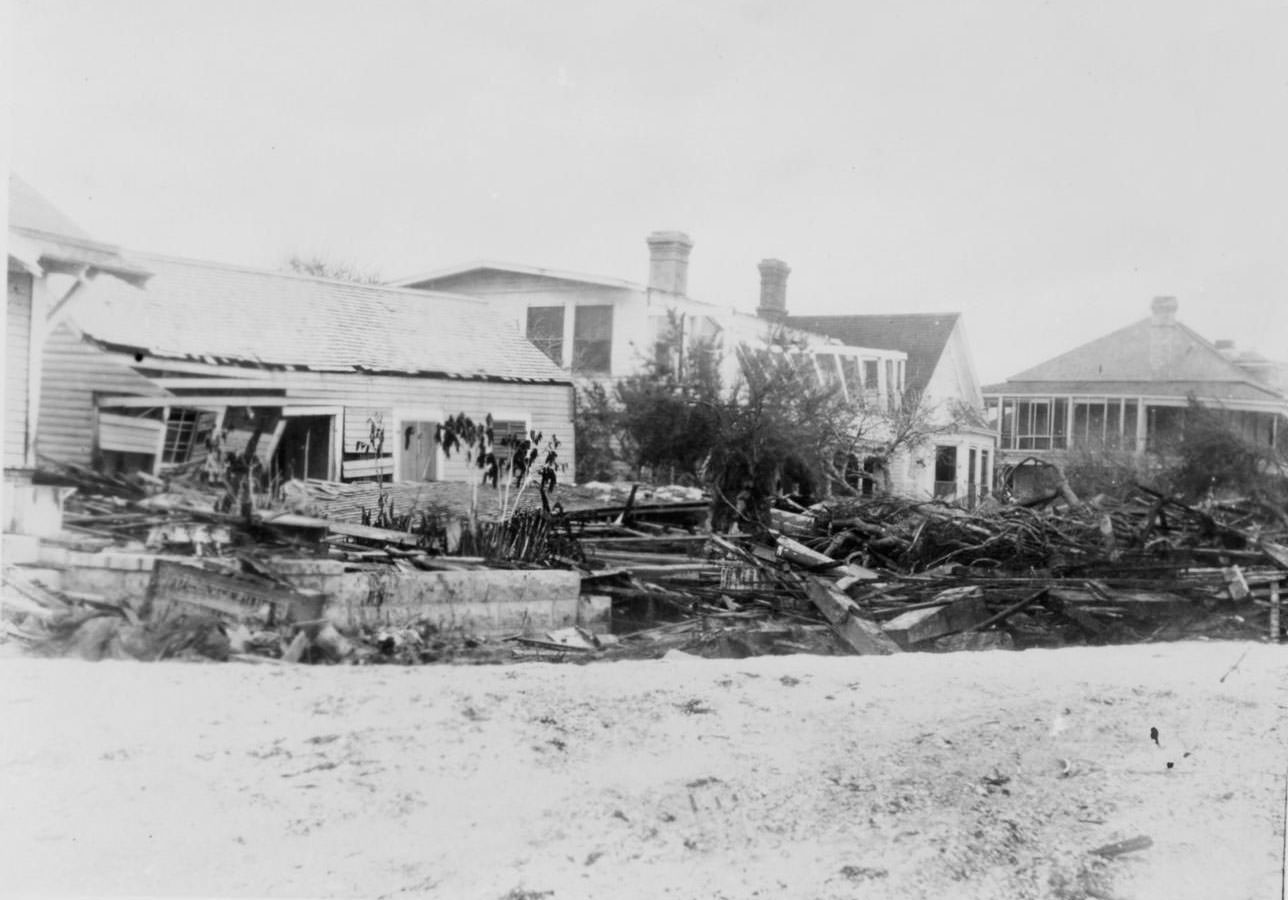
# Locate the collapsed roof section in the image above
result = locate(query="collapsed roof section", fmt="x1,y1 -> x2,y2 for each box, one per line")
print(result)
66,252 -> 573,384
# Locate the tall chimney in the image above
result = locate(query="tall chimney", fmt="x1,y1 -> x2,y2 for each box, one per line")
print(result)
757,258 -> 791,321
1150,295 -> 1178,325
646,231 -> 694,295
1149,296 -> 1179,373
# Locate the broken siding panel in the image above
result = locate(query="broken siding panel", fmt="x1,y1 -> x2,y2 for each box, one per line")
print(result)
37,324 -> 162,466
98,412 -> 165,454
5,272 -> 34,469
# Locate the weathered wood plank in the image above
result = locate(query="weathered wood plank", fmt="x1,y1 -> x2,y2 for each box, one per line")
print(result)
802,576 -> 901,655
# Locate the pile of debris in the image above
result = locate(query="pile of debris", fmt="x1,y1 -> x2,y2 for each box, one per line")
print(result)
5,459 -> 1286,665
578,483 -> 1287,659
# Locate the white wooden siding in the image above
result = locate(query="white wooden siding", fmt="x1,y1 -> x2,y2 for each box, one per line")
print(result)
5,272 -> 34,469
38,324 -> 171,466
36,336 -> 578,481
98,412 -> 164,454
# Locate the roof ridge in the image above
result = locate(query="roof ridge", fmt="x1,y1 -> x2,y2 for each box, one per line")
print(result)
126,249 -> 490,303
390,258 -> 644,292
789,311 -> 961,320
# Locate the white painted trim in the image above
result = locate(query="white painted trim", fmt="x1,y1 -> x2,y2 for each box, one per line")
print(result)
24,276 -> 50,469
100,395 -> 327,408
282,405 -> 342,418
278,406 -> 342,481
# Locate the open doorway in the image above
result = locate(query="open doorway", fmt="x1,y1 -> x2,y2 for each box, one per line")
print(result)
934,445 -> 957,498
273,415 -> 333,482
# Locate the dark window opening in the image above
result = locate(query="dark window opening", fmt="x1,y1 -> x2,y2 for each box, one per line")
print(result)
526,306 -> 565,366
862,359 -> 879,389
572,305 -> 613,374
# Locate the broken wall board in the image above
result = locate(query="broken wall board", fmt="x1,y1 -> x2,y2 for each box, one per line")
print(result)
325,520 -> 426,549
146,561 -> 301,625
882,590 -> 988,647
802,577 -> 902,655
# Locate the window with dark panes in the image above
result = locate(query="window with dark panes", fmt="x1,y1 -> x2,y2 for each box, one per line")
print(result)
572,305 -> 613,374
526,306 -> 565,366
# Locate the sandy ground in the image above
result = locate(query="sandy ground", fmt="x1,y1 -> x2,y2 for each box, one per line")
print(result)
1,641 -> 1286,900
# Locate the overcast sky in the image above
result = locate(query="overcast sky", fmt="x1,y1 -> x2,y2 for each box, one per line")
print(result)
7,0 -> 1287,383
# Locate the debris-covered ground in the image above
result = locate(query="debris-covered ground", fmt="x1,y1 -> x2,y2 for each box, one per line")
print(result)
1,641 -> 1285,899
7,463 -> 1287,665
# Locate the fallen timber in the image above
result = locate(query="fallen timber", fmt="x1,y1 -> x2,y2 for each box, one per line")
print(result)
5,466 -> 1286,664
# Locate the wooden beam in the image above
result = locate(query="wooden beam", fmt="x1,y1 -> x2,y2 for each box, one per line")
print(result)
326,520 -> 424,549
100,395 -> 320,409
802,576 -> 901,655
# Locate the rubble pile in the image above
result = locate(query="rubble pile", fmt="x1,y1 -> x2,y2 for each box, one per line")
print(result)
4,461 -> 1286,665
575,484 -> 1287,660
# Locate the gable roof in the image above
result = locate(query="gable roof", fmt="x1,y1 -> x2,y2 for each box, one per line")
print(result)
391,260 -> 641,292
66,253 -> 571,384
785,313 -> 960,394
8,175 -> 152,284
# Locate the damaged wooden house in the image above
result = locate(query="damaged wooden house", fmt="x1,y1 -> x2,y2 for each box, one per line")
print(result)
783,311 -> 997,505
6,175 -> 152,486
31,252 -> 575,486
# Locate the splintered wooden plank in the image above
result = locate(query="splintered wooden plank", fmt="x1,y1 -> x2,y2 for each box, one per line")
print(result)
882,590 -> 989,647
325,520 -> 424,548
802,576 -> 901,655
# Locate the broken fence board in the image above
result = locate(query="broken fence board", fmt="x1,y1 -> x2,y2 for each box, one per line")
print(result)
802,576 -> 902,655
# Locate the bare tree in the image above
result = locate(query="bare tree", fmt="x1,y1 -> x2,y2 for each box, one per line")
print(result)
283,253 -> 382,285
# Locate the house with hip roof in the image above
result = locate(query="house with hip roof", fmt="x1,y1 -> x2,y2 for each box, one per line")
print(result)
981,296 -> 1286,469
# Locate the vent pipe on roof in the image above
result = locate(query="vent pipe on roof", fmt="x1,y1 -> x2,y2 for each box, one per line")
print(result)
757,258 -> 791,321
646,231 -> 694,296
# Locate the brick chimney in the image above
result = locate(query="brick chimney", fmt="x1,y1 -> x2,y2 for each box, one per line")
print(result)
1151,295 -> 1178,325
1149,296 -> 1179,373
757,258 -> 791,321
646,231 -> 694,296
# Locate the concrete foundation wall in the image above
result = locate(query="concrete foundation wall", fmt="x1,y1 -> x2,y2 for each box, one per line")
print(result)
28,546 -> 602,638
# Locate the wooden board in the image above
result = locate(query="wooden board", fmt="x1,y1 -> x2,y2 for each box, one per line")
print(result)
802,576 -> 902,655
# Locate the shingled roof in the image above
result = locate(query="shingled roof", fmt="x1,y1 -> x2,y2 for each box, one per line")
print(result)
981,308 -> 1286,403
67,253 -> 571,384
785,313 -> 960,395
